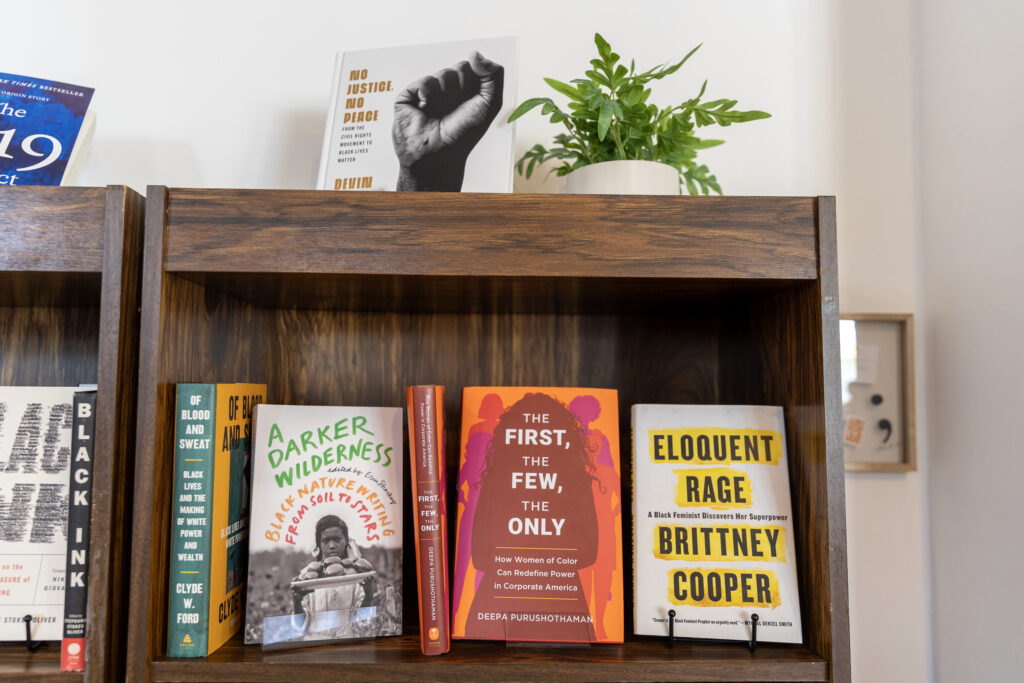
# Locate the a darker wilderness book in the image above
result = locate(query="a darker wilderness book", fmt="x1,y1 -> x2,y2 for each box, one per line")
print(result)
451,387 -> 623,644
244,404 -> 403,648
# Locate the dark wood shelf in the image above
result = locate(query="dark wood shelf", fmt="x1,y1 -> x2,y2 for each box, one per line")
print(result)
0,187 -> 107,273
127,189 -> 849,682
150,634 -> 828,682
161,190 -> 818,280
0,644 -> 82,681
0,186 -> 145,683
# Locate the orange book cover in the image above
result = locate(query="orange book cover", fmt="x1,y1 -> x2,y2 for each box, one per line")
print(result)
451,387 -> 623,643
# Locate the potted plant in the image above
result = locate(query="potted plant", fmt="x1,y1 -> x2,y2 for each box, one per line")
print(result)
507,33 -> 770,195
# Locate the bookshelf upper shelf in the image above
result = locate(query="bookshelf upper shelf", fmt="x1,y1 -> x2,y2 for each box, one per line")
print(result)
0,187 -> 107,273
157,189 -> 822,281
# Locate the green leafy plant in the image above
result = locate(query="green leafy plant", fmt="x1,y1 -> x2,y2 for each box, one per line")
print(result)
507,33 -> 771,195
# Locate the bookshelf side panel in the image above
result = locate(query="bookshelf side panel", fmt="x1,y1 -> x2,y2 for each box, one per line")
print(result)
745,197 -> 847,681
87,186 -> 145,681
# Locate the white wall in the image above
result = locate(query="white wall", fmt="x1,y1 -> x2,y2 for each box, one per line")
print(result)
4,1 -> 933,679
919,2 -> 1024,681
833,1 -> 933,680
5,1 -> 836,196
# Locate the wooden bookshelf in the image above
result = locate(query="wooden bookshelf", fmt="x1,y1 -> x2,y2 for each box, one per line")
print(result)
0,186 -> 145,682
126,188 -> 849,682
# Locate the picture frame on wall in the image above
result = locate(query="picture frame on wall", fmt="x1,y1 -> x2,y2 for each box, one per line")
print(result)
840,313 -> 916,472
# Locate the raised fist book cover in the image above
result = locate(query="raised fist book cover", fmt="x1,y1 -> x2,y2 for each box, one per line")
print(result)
632,404 -> 802,643
244,405 -> 403,647
317,37 -> 517,193
0,386 -> 77,641
0,73 -> 94,186
452,387 -> 623,644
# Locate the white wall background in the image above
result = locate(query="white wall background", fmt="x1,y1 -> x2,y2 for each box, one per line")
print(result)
919,1 -> 1024,681
832,1 -> 933,680
16,0 -> 1017,679
5,0 -> 839,197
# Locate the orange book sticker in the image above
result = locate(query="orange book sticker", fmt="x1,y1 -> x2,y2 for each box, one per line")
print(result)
844,416 -> 865,446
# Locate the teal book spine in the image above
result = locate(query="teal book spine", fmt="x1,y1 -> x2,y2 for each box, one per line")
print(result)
166,384 -> 216,657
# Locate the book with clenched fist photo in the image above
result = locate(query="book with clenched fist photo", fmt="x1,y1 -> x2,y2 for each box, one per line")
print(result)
317,37 -> 518,193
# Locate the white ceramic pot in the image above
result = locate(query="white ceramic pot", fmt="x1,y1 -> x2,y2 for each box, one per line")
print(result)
566,160 -> 680,195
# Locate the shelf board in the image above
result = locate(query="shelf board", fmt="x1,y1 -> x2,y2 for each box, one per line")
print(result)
0,187 -> 107,273
161,190 -> 819,281
0,644 -> 82,681
150,635 -> 827,682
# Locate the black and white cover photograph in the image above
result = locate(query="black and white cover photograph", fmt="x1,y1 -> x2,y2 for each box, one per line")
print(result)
317,36 -> 518,193
243,404 -> 403,647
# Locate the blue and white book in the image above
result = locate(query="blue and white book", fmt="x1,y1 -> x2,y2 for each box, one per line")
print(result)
0,73 -> 95,186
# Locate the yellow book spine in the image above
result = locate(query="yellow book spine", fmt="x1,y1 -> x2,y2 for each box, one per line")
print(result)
206,384 -> 264,653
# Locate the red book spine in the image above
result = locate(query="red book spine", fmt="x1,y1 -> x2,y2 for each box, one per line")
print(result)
407,385 -> 450,655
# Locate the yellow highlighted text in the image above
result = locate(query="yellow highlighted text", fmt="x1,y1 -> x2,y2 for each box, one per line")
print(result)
649,428 -> 781,465
668,568 -> 780,608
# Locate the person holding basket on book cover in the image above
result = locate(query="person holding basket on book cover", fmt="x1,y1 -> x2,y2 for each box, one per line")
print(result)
290,515 -> 376,636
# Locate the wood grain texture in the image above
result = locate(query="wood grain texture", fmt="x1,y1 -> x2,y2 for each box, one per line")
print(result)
745,197 -> 847,682
86,186 -> 145,683
0,187 -> 106,272
0,186 -> 144,683
150,635 -> 827,682
263,310 -> 721,409
142,273 -> 263,667
127,188 -> 265,682
263,308 -> 725,635
177,272 -> 798,315
0,273 -> 102,307
163,190 -> 819,281
753,283 -> 832,669
127,189 -> 848,682
0,645 -> 81,681
0,307 -> 99,385
126,186 -> 170,683
815,197 -> 850,683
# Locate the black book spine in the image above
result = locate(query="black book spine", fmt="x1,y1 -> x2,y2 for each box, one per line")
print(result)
61,390 -> 96,672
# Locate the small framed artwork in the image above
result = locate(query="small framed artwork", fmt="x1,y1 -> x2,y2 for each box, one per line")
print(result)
840,313 -> 916,472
